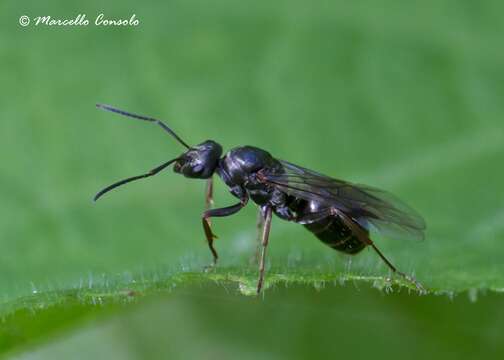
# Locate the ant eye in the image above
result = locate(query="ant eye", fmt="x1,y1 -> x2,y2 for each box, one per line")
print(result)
193,164 -> 204,173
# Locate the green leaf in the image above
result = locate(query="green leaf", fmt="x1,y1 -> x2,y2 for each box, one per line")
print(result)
3,282 -> 504,359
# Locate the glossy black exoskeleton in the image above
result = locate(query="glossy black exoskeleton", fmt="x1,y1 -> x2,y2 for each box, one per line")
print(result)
94,104 -> 427,294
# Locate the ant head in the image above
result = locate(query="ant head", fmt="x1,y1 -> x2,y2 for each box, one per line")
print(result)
93,105 -> 224,202
174,140 -> 222,179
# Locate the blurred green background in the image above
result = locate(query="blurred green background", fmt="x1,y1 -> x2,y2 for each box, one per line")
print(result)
1,0 -> 504,358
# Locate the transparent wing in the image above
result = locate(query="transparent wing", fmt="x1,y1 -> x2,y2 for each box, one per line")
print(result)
260,160 -> 426,241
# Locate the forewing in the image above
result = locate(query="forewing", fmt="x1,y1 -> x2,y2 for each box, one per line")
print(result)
261,160 -> 426,241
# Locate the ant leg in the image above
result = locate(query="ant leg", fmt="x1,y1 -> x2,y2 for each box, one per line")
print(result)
203,178 -> 214,232
202,197 -> 248,267
251,206 -> 266,265
329,207 -> 426,294
369,243 -> 426,294
256,206 -> 272,295
205,178 -> 214,211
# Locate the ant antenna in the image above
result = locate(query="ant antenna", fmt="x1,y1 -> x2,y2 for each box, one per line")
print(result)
96,104 -> 191,149
94,158 -> 179,201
